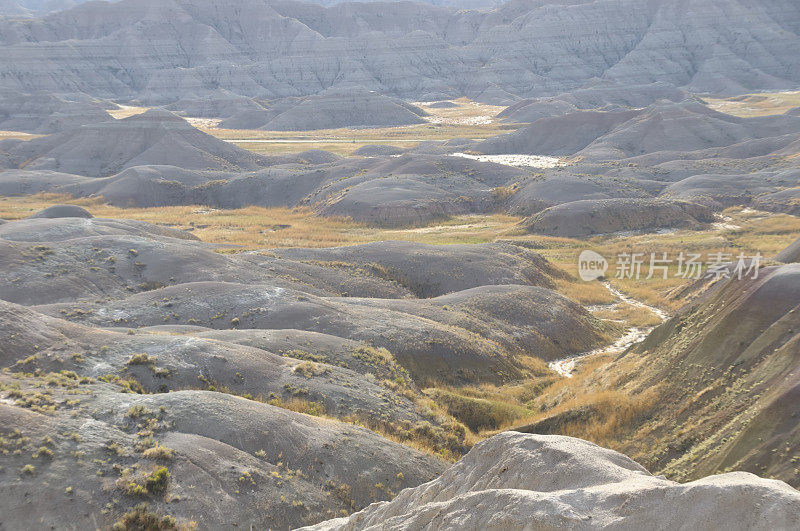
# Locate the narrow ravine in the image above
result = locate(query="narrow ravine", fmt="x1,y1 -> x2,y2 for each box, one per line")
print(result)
549,282 -> 669,377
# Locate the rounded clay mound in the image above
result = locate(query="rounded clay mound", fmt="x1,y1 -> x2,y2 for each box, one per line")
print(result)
29,204 -> 93,219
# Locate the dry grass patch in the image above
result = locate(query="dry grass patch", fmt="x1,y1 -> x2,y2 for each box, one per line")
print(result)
0,194 -> 524,249
230,140 -> 419,157
553,276 -> 617,306
546,389 -> 659,446
593,302 -> 663,328
481,352 -> 660,449
703,90 -> 800,117
203,98 -> 515,155
510,206 -> 799,312
3,195 -> 793,318
108,105 -> 150,119
112,503 -> 178,531
424,388 -> 533,433
267,397 -> 326,417
0,130 -> 43,141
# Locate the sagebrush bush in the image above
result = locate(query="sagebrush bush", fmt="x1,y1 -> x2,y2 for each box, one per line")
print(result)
112,503 -> 176,530
126,353 -> 156,365
142,444 -> 174,460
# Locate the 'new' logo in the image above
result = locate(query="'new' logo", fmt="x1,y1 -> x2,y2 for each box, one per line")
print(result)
578,250 -> 608,281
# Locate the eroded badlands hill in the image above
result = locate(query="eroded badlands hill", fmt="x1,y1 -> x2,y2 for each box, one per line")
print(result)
303,432 -> 800,530
0,207 -> 612,527
0,0 -> 798,102
220,86 -> 428,130
0,210 -> 609,385
0,109 -> 269,177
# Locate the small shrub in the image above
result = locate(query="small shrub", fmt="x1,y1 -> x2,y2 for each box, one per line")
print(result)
428,389 -> 530,432
32,446 -> 54,459
15,354 -> 38,366
145,467 -> 170,493
492,184 -> 518,202
112,503 -> 177,531
142,444 -> 174,461
121,481 -> 147,497
117,466 -> 170,498
106,442 -> 127,456
126,405 -> 150,418
293,361 -> 328,378
268,397 -> 325,417
150,367 -> 171,378
126,353 -> 156,366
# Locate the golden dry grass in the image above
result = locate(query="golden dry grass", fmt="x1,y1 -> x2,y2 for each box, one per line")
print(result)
505,206 -> 800,311
267,396 -> 326,417
107,105 -> 149,119
593,302 -> 663,328
430,351 -> 656,451
0,195 -> 365,247
460,352 -> 658,450
2,196 -> 796,307
411,206 -> 799,453
0,194 -> 524,249
231,140 -> 420,157
5,92 -> 799,465
424,387 -> 533,432
703,90 -> 800,117
202,98 -> 515,155
553,276 -> 618,305
2,191 -> 797,461
548,389 -> 659,446
0,130 -> 43,140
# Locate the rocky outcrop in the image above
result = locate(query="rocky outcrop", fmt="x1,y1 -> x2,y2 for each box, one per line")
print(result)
0,0 -> 108,16
505,169 -> 658,216
164,92 -> 267,118
496,98 -> 577,123
0,0 -> 501,17
753,187 -> 800,216
309,154 -> 526,226
0,149 -> 525,226
576,100 -> 800,160
303,432 -> 800,530
33,281 -> 606,384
